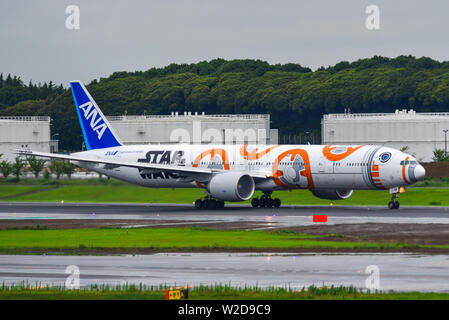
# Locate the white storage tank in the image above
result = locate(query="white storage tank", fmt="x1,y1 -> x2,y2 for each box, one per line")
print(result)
322,109 -> 449,162
107,113 -> 278,145
0,116 -> 57,162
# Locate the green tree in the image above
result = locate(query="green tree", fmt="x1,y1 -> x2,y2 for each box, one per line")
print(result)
43,168 -> 50,180
27,156 -> 46,178
432,149 -> 449,162
12,157 -> 25,179
0,161 -> 13,179
49,160 -> 64,179
62,161 -> 76,179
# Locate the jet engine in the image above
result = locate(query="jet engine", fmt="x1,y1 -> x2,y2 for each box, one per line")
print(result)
311,189 -> 353,200
207,172 -> 255,201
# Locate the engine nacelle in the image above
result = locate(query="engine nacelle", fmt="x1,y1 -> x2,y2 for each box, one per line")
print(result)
311,189 -> 353,200
207,172 -> 255,201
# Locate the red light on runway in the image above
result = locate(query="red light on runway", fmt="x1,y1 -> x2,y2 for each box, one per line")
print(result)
313,215 -> 327,223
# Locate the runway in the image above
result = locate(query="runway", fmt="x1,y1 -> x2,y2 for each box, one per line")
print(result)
1,202 -> 449,227
1,203 -> 449,293
1,253 -> 448,292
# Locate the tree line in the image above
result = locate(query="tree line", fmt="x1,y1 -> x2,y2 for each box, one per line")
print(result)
0,55 -> 448,151
0,155 -> 76,180
0,73 -> 64,109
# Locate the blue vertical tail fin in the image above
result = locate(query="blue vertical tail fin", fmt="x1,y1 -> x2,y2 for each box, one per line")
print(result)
70,81 -> 122,150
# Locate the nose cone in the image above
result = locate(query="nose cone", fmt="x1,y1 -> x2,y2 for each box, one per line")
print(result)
414,165 -> 426,181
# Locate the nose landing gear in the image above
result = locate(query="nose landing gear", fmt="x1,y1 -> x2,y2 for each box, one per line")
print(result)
388,192 -> 400,209
251,192 -> 281,208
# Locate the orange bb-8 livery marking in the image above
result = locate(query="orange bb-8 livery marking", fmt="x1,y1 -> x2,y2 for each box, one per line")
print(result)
271,148 -> 314,189
192,148 -> 230,188
371,160 -> 385,189
192,148 -> 230,170
240,145 -> 280,160
322,145 -> 364,161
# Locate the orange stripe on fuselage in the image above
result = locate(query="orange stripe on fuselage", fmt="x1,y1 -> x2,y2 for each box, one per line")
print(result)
402,156 -> 410,184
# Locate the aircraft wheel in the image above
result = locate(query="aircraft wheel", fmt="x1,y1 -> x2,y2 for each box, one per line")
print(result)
202,199 -> 209,209
388,201 -> 395,209
194,199 -> 203,209
266,198 -> 274,208
394,201 -> 400,209
216,200 -> 225,209
273,198 -> 281,208
251,198 -> 259,208
208,199 -> 217,209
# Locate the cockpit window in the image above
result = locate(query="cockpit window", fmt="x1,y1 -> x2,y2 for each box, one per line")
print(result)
400,160 -> 418,165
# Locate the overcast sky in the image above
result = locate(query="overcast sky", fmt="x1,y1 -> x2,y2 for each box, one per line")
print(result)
1,0 -> 448,86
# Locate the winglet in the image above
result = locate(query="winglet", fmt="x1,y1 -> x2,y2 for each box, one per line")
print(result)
70,81 -> 122,150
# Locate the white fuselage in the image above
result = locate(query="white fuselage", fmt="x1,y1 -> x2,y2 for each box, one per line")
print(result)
73,144 -> 424,192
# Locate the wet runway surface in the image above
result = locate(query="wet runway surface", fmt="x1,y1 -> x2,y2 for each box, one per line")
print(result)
2,203 -> 449,293
1,253 -> 448,292
1,202 -> 449,227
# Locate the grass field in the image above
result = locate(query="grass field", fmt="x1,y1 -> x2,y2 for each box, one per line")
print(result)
0,185 -> 56,198
0,177 -> 448,205
1,183 -> 449,206
1,283 -> 448,300
0,227 -> 446,254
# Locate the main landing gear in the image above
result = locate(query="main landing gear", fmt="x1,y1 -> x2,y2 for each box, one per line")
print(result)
194,196 -> 225,210
251,192 -> 281,208
388,192 -> 400,210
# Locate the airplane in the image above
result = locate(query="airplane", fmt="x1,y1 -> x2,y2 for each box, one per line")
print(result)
17,81 -> 426,210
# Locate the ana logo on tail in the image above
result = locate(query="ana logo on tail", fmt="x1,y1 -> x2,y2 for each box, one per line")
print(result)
70,80 -> 121,150
78,101 -> 107,140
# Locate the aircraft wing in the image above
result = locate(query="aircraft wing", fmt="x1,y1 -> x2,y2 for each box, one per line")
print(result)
15,150 -> 270,179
